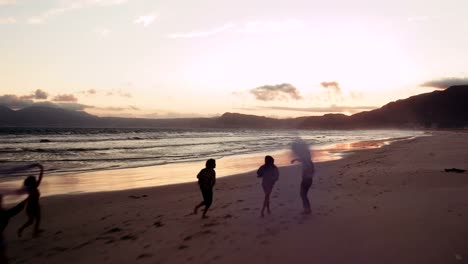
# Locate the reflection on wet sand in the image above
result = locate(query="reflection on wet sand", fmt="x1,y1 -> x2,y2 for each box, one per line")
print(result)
0,138 -> 399,203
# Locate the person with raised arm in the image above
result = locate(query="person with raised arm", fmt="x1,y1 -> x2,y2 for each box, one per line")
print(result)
17,163 -> 44,237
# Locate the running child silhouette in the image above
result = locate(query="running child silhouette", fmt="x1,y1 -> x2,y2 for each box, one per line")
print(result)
257,155 -> 279,217
17,163 -> 44,237
193,159 -> 216,219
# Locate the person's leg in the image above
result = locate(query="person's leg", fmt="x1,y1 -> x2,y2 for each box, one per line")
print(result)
266,183 -> 274,214
17,213 -> 34,237
261,182 -> 269,217
33,206 -> 41,237
202,189 -> 213,219
194,201 -> 204,214
300,178 -> 312,214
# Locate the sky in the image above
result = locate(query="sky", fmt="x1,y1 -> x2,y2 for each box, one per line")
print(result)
1,0 -> 467,119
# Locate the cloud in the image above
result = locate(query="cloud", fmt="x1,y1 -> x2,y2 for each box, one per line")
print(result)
0,95 -> 34,109
320,81 -> 341,93
257,105 -> 377,114
53,94 -> 78,102
349,91 -> 364,100
0,17 -> 16,25
106,89 -> 132,98
37,101 -> 91,111
250,83 -> 302,101
8,89 -> 48,102
141,111 -> 207,119
28,0 -> 130,24
34,89 -> 48,99
0,0 -> 16,5
169,23 -> 235,38
420,77 -> 468,89
96,105 -> 140,111
94,27 -> 111,38
238,19 -> 306,34
0,93 -> 91,111
134,14 -> 157,27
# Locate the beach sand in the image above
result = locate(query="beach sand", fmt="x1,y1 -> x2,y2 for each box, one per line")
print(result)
3,131 -> 468,264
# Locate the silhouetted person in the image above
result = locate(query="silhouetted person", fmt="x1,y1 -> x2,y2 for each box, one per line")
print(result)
0,194 -> 27,264
18,163 -> 44,238
291,139 -> 315,215
257,155 -> 279,217
291,158 -> 314,214
193,159 -> 216,219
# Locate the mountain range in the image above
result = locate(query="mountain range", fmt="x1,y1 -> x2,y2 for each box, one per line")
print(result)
1,85 -> 467,129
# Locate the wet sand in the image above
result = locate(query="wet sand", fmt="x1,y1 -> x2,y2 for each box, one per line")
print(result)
3,131 -> 468,263
0,137 -> 396,202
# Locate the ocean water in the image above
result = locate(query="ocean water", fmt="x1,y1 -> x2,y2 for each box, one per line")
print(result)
0,128 -> 424,179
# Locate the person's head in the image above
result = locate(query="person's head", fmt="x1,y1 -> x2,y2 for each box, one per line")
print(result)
23,176 -> 37,189
206,159 -> 216,169
264,155 -> 274,166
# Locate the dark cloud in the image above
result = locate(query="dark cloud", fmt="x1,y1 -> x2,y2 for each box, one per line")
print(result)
320,81 -> 341,94
256,105 -> 377,114
18,89 -> 49,100
250,83 -> 302,101
0,95 -> 34,109
35,102 -> 91,111
19,95 -> 35,100
34,89 -> 48,99
0,94 -> 89,111
420,77 -> 468,89
53,94 -> 78,102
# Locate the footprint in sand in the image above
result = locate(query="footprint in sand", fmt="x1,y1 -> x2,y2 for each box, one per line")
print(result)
120,234 -> 138,241
154,221 -> 164,228
137,253 -> 153,260
178,245 -> 189,250
104,227 -> 123,234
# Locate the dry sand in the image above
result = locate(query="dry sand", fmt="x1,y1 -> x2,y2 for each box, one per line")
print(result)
3,131 -> 468,264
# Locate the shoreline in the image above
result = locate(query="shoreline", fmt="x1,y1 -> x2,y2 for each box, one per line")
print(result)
3,130 -> 467,263
0,135 -> 418,202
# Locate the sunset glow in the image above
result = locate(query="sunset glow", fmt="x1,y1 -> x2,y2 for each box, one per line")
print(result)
1,0 -> 467,118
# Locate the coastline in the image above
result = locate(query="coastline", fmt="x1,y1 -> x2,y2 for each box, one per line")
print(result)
3,130 -> 467,263
0,135 -> 417,201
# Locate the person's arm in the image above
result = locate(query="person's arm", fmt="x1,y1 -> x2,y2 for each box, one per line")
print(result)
197,169 -> 203,179
257,166 -> 264,178
7,199 -> 27,218
212,171 -> 216,187
35,163 -> 44,186
291,159 -> 298,164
